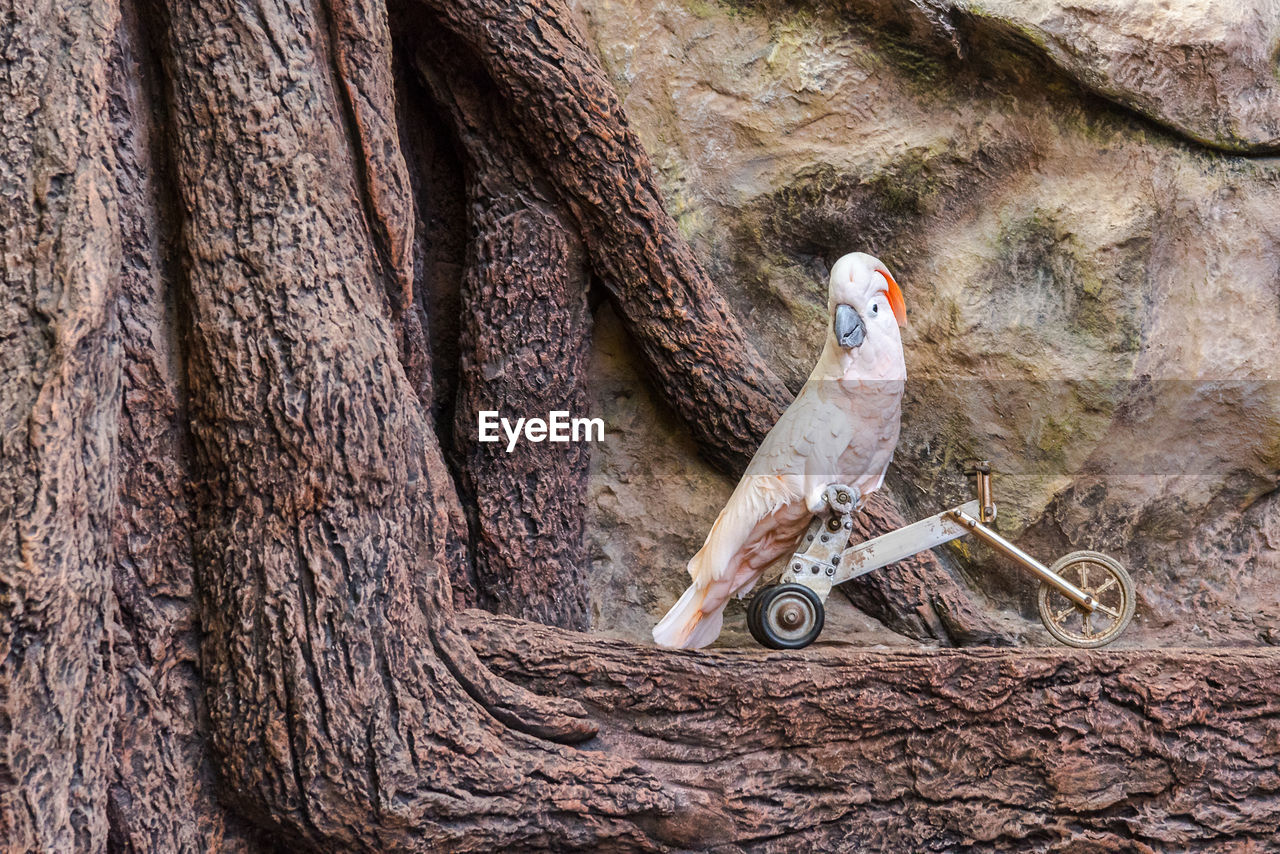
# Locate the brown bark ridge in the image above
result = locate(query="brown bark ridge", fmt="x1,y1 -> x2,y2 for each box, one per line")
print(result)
324,0 -> 415,315
328,0 -> 478,612
326,0 -> 440,422
389,59 -> 481,612
464,610 -> 1280,852
106,2 -> 265,849
0,0 -> 122,849
413,0 -> 1008,646
415,32 -> 593,630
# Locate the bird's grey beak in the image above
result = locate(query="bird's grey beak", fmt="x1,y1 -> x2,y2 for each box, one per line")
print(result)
835,304 -> 865,349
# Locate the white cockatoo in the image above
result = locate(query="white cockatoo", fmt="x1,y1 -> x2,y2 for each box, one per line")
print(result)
653,252 -> 907,649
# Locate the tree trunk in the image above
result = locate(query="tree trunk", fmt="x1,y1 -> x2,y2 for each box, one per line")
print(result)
106,1 -> 265,848
416,32 -> 593,629
153,0 -> 666,849
1,0 -> 121,848
4,0 -> 1271,850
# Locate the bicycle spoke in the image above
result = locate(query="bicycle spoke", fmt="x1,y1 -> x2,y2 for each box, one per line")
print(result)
1094,603 -> 1121,619
1082,612 -> 1093,638
1079,564 -> 1089,590
1054,603 -> 1076,623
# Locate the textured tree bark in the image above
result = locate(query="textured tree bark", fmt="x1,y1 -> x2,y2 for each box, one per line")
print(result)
0,0 -> 122,849
151,0 -> 686,850
389,56 -> 481,612
415,34 -> 593,630
417,0 -> 791,476
464,611 -> 1280,852
327,0 -> 441,424
324,0 -> 476,610
10,0 -> 1266,850
106,3 -> 263,849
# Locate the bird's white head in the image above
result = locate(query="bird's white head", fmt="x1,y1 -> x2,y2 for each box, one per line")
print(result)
826,252 -> 906,353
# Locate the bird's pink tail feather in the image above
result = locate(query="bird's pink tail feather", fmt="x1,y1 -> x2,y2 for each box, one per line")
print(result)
652,584 -> 726,649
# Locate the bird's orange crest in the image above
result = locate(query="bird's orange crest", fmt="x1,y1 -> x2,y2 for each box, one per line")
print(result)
879,270 -> 906,326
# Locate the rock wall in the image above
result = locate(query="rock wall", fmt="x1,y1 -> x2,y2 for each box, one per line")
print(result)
577,0 -> 1280,647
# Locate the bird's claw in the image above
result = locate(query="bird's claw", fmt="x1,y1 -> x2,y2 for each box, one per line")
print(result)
805,486 -> 828,514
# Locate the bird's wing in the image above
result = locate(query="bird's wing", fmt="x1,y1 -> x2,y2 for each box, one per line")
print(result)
747,380 -> 855,480
688,382 -> 849,586
688,472 -> 799,586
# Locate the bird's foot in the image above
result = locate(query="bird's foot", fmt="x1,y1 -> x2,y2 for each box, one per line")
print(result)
805,486 -> 829,515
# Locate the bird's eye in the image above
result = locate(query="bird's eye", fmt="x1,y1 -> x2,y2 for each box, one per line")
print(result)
870,302 -> 879,316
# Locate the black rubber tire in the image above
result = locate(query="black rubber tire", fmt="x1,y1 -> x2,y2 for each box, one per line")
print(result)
750,583 -> 825,650
746,585 -> 768,643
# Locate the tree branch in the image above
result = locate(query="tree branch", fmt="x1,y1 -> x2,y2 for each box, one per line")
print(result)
417,0 -> 791,475
464,610 -> 1280,851
414,34 -> 593,629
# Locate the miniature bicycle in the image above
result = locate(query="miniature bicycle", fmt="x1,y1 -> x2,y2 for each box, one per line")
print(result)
746,462 -> 1136,650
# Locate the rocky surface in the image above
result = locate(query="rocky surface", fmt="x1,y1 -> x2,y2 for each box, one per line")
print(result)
955,0 -> 1280,151
577,0 -> 1280,648
826,0 -> 1280,152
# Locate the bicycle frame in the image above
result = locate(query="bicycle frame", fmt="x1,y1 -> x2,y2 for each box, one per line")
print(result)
782,477 -> 1099,613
